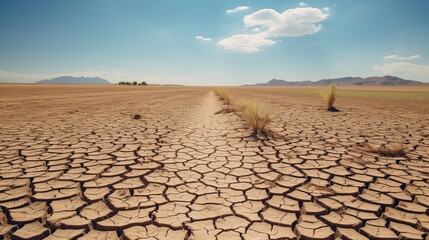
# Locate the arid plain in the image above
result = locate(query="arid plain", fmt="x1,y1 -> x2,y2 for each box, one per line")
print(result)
0,84 -> 428,240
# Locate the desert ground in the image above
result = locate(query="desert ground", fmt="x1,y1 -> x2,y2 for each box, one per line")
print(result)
0,84 -> 428,240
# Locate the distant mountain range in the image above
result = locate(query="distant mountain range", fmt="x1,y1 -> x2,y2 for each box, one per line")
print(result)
35,76 -> 110,84
249,76 -> 423,86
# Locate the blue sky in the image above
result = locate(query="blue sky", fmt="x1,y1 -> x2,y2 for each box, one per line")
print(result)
0,0 -> 428,85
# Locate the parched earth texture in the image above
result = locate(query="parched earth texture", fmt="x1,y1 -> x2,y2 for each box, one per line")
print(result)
0,85 -> 428,240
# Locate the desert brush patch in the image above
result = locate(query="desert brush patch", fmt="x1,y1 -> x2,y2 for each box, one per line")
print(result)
320,85 -> 339,112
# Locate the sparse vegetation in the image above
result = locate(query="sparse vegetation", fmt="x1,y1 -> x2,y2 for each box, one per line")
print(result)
213,88 -> 276,139
215,106 -> 236,114
234,98 -> 271,139
366,143 -> 407,157
320,85 -> 339,112
214,88 -> 234,105
119,81 -> 147,86
213,88 -> 237,114
133,114 -> 141,120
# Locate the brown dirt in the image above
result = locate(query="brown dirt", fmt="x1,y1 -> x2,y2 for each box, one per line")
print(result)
0,84 -> 428,239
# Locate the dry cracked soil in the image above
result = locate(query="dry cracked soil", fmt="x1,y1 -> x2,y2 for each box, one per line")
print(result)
0,84 -> 428,240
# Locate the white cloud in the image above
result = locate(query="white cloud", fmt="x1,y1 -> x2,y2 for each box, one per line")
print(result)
298,2 -> 307,7
383,54 -> 420,60
373,61 -> 429,81
244,7 -> 329,37
217,33 -> 275,53
195,35 -> 212,41
218,7 -> 329,53
226,6 -> 251,14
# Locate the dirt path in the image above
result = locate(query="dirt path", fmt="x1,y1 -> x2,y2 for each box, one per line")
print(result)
147,91 -> 290,239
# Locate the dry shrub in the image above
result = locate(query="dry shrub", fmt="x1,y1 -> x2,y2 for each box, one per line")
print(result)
133,114 -> 141,120
214,88 -> 234,105
215,106 -> 236,115
367,144 -> 407,158
213,89 -> 278,139
320,85 -> 339,112
233,98 -> 271,138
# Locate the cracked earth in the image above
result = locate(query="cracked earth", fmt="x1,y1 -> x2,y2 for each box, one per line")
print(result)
0,85 -> 428,239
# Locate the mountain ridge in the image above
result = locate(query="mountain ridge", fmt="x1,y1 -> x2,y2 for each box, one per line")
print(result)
35,76 -> 110,84
248,76 -> 423,86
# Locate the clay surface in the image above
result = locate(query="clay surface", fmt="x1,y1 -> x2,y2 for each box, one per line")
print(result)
0,85 -> 428,239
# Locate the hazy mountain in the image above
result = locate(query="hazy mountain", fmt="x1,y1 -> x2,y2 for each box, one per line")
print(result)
250,76 -> 422,86
35,76 -> 110,84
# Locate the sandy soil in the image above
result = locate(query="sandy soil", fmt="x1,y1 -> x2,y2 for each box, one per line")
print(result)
0,84 -> 428,239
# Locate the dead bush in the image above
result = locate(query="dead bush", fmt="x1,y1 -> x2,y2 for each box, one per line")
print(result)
214,88 -> 234,105
215,106 -> 236,115
365,143 -> 407,158
233,98 -> 271,139
320,85 -> 339,112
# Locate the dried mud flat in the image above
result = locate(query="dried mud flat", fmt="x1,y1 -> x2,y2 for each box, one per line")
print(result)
0,84 -> 428,240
